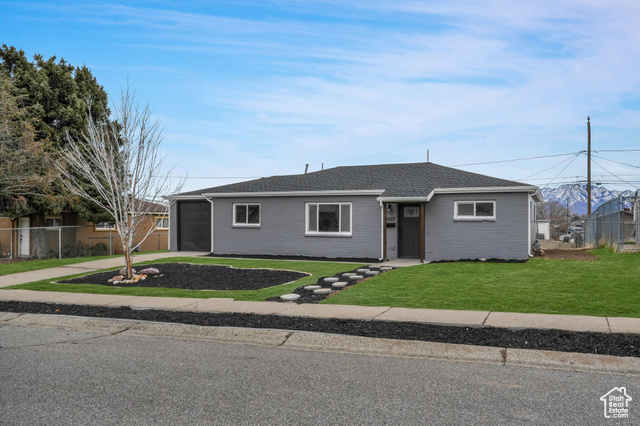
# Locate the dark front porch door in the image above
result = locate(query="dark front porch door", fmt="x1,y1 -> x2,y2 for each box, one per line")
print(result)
398,204 -> 420,258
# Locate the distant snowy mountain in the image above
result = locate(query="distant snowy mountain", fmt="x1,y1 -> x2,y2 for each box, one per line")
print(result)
541,184 -> 636,216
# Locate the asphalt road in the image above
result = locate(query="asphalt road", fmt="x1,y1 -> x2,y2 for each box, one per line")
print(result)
1,322 -> 638,425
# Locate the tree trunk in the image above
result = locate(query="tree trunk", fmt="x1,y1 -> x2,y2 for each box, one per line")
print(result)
124,250 -> 132,279
30,213 -> 49,259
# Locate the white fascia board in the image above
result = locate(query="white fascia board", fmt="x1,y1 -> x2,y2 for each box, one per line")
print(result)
202,190 -> 385,198
428,186 -> 542,201
377,197 -> 431,203
165,195 -> 208,201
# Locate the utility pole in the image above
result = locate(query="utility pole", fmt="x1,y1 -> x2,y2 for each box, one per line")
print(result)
566,197 -> 570,233
587,116 -> 592,215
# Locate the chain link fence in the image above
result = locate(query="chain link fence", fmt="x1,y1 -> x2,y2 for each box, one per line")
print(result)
584,195 -> 639,252
0,225 -> 168,260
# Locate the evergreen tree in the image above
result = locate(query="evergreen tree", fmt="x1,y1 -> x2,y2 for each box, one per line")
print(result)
0,45 -> 113,224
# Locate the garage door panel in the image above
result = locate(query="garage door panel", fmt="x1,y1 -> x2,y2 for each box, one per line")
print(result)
178,201 -> 211,251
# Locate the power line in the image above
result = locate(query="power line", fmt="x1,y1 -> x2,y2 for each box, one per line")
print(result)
542,154 -> 581,189
590,158 -> 639,190
590,154 -> 640,170
517,155 -> 581,181
450,152 -> 579,167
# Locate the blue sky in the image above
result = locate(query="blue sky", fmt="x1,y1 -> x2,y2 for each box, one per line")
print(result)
2,0 -> 639,192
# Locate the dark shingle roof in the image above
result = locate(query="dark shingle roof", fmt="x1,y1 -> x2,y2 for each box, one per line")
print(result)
178,162 -> 532,198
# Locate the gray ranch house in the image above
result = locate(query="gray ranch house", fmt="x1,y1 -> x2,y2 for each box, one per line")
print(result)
168,162 -> 542,262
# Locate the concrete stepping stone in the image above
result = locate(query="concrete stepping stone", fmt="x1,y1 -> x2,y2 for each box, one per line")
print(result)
365,271 -> 379,276
356,269 -> 370,273
379,266 -> 393,271
348,275 -> 364,280
304,285 -> 321,291
332,282 -> 348,288
280,293 -> 301,301
342,272 -> 357,277
324,277 -> 339,283
313,288 -> 333,295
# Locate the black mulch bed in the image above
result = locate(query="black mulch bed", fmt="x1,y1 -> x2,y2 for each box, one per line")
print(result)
57,263 -> 308,291
208,253 -> 378,264
1,301 -> 639,358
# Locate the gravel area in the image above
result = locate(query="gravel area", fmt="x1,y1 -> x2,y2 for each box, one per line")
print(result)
1,301 -> 638,357
58,263 -> 308,291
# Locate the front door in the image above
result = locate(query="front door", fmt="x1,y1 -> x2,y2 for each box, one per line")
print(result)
18,217 -> 30,257
398,204 -> 420,258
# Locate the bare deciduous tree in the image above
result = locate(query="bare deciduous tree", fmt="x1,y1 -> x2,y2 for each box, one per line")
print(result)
58,88 -> 183,278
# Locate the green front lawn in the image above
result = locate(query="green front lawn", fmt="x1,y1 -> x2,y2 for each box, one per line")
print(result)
4,257 -> 364,302
324,249 -> 640,318
0,251 -> 169,276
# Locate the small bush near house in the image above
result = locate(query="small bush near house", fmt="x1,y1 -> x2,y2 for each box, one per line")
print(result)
89,242 -> 109,256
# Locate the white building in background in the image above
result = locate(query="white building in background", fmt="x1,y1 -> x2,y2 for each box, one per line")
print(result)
537,219 -> 550,240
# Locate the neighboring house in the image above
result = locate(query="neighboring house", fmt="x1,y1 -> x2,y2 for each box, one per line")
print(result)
168,162 -> 541,262
0,201 -> 169,258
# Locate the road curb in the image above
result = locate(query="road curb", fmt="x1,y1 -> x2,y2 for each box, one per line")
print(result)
3,313 -> 640,376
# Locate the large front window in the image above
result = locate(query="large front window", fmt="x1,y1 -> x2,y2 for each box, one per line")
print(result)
306,203 -> 351,235
233,203 -> 260,227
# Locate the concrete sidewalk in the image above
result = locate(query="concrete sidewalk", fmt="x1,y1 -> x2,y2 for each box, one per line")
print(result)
1,251 -> 640,335
1,288 -> 639,334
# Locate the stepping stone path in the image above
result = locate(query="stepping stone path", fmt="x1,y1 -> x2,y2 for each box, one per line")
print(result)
269,264 -> 398,304
280,293 -> 301,301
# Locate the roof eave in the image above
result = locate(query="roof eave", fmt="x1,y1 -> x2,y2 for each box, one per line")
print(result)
201,189 -> 386,198
378,186 -> 542,203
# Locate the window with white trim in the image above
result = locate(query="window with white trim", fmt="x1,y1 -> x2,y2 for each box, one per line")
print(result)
155,216 -> 169,229
95,222 -> 116,231
233,203 -> 260,227
454,201 -> 496,220
306,203 -> 351,235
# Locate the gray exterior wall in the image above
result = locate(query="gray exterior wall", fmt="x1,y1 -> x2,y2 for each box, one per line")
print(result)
169,201 -> 179,251
423,192 -> 530,261
209,195 -> 382,259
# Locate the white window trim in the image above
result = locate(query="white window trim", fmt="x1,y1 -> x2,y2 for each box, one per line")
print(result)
305,202 -> 352,237
454,200 -> 496,221
94,222 -> 117,231
154,215 -> 169,230
232,203 -> 261,228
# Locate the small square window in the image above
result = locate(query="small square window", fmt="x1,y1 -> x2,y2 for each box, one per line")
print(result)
233,204 -> 261,227
155,216 -> 169,229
